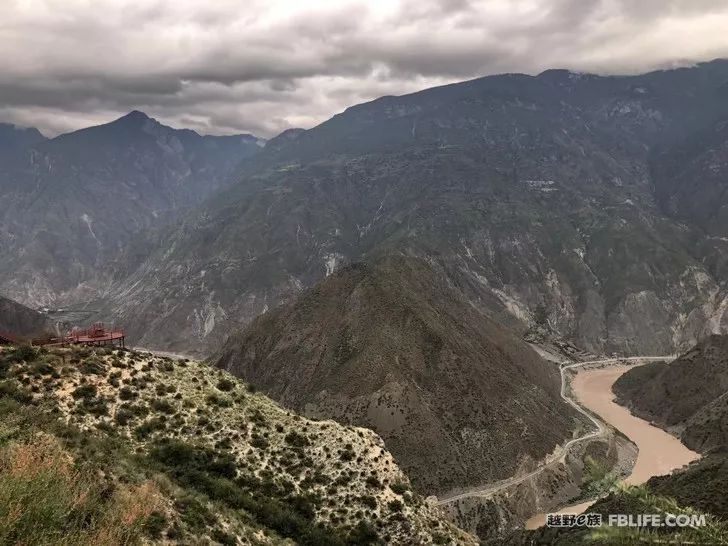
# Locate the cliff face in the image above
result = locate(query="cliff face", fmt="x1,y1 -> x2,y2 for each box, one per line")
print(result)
215,256 -> 578,496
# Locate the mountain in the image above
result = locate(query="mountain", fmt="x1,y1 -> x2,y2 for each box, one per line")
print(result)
0,295 -> 56,340
0,123 -> 46,154
97,60 -> 728,356
0,344 -> 475,545
0,111 -> 264,308
614,334 -> 728,453
215,256 -> 578,496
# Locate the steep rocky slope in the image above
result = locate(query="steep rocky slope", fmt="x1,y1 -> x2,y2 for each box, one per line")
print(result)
0,112 -> 263,308
101,60 -> 728,356
0,295 -> 56,339
215,256 -> 579,496
614,334 -> 728,453
0,344 -> 474,545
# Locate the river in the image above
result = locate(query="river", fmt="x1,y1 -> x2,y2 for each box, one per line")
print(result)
525,364 -> 701,529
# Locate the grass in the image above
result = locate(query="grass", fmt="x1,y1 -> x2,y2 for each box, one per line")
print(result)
0,434 -> 161,545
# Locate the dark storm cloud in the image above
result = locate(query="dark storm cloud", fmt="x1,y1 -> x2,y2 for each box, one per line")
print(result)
2,0 -> 728,138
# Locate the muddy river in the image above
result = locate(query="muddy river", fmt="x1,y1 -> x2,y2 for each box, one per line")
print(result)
525,364 -> 701,529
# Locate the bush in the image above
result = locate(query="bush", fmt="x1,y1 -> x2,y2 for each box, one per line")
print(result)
118,386 -> 137,400
135,417 -> 166,439
7,345 -> 38,364
150,399 -> 175,414
71,384 -> 97,400
389,481 -> 409,495
285,431 -> 310,448
206,393 -> 232,408
79,359 -> 106,375
216,378 -> 235,392
387,499 -> 403,512
348,520 -> 380,544
365,475 -> 380,489
0,380 -> 33,404
114,407 -> 136,426
142,511 -> 167,539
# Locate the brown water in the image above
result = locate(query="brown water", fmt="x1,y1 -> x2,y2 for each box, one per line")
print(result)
525,364 -> 701,529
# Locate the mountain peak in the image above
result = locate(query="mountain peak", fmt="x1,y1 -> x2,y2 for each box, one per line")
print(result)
0,123 -> 47,151
112,110 -> 154,126
122,109 -> 151,121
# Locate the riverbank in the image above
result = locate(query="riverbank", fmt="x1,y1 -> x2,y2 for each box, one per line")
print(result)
525,364 -> 701,529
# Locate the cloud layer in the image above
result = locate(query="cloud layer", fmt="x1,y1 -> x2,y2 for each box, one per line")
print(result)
3,0 -> 728,137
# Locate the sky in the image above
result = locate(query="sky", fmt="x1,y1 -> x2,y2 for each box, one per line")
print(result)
2,0 -> 728,138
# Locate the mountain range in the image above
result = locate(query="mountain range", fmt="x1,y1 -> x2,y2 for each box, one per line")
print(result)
75,59 -> 728,357
4,60 -> 728,545
0,112 -> 263,308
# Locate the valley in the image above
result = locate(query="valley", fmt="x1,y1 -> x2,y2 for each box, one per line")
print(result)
526,361 -> 701,530
436,356 -> 674,507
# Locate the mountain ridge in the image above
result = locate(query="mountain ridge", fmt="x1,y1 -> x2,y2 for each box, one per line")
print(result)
215,255 -> 579,496
0,111 -> 265,309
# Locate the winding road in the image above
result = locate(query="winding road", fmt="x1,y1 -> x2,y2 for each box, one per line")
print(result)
434,355 -> 674,506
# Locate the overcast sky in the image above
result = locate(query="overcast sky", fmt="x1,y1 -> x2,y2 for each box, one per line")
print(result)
2,0 -> 728,138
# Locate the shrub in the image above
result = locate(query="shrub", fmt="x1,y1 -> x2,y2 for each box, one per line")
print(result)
216,378 -> 235,392
348,520 -> 380,544
71,384 -> 97,400
142,511 -> 167,539
206,393 -> 232,408
134,417 -> 166,439
114,407 -> 136,426
387,499 -> 403,512
118,386 -> 136,400
389,481 -> 409,495
285,431 -> 310,448
79,359 -> 106,375
7,345 -> 38,364
150,399 -> 175,414
0,380 -> 33,404
365,475 -> 381,489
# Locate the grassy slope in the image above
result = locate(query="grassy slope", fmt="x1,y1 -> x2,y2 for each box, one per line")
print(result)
0,345 -> 475,545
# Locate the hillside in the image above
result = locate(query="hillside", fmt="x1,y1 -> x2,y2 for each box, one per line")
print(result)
0,111 -> 263,309
0,295 -> 56,340
614,334 -> 728,453
99,60 -> 728,356
215,256 -> 579,496
0,344 -> 474,545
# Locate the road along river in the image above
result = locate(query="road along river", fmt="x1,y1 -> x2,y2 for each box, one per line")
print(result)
525,364 -> 701,529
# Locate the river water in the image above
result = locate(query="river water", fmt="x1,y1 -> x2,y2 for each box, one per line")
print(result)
525,364 -> 701,529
